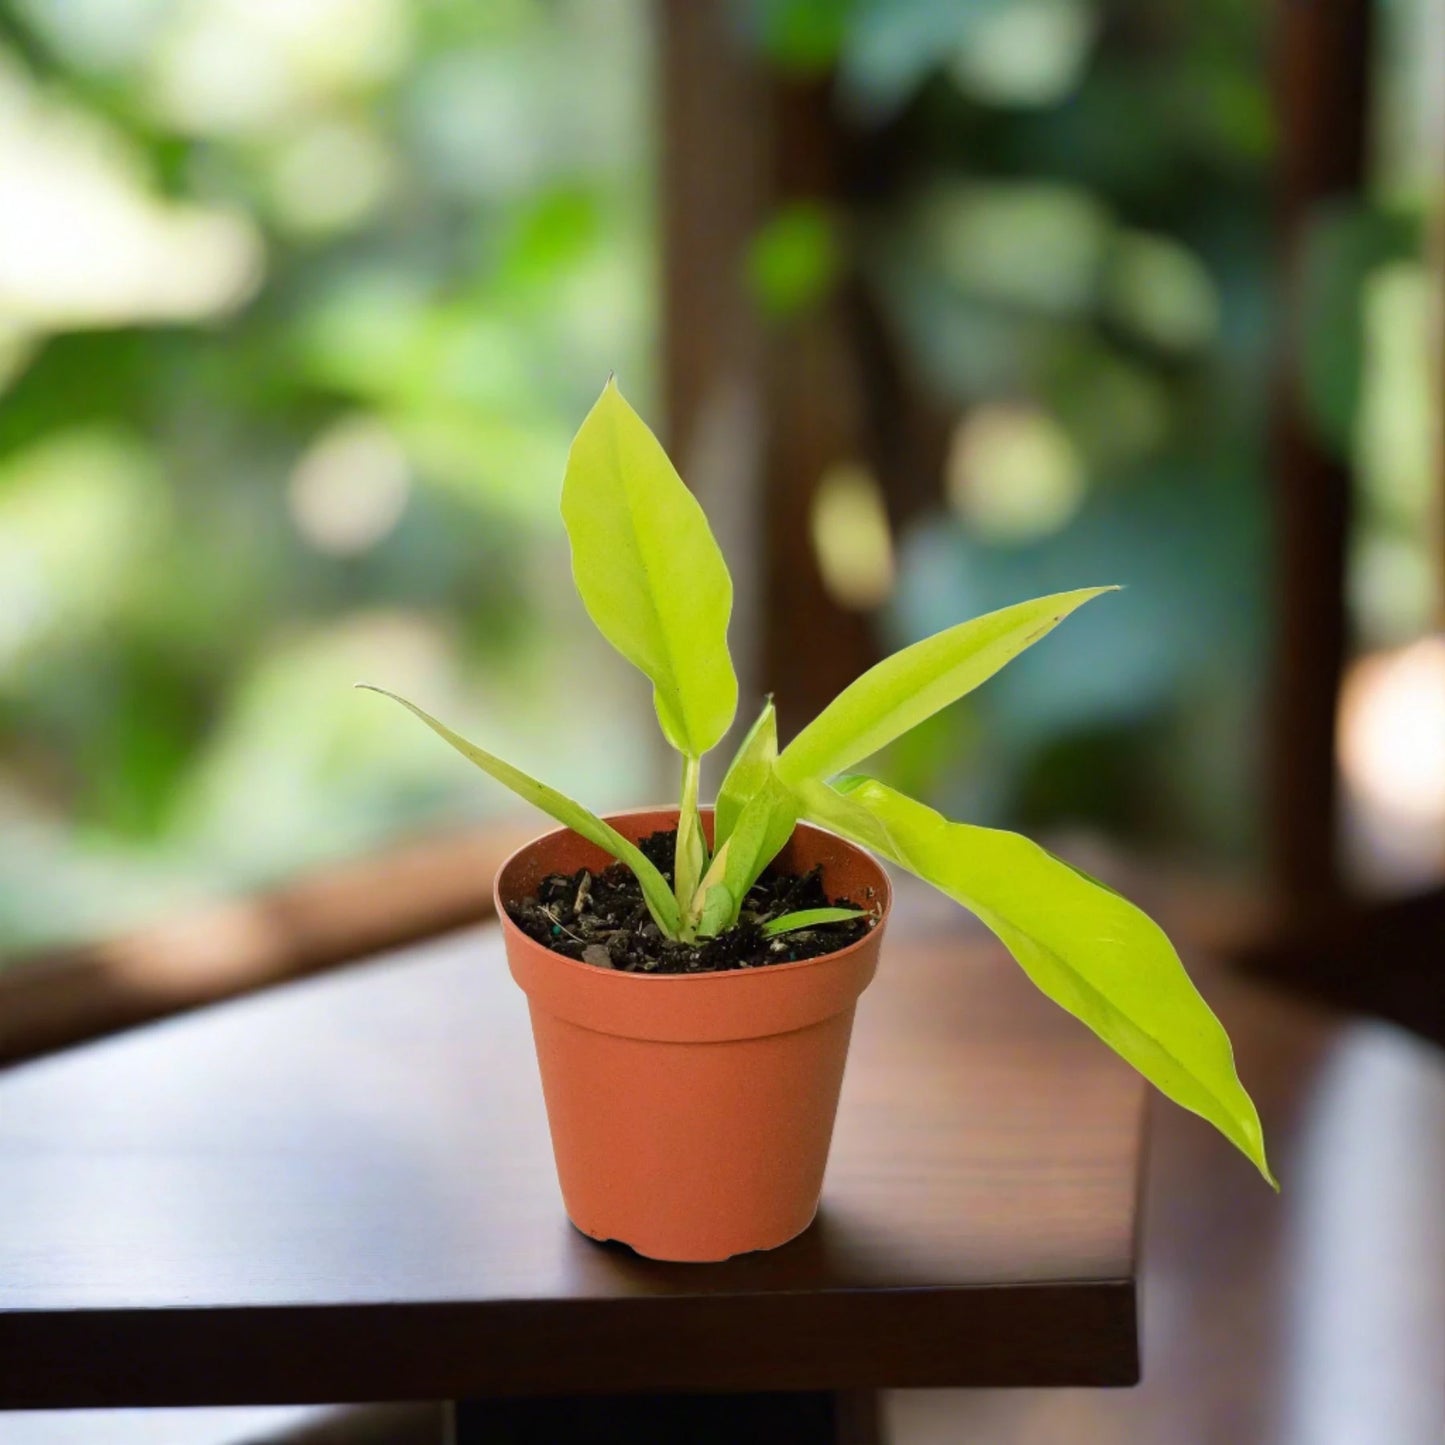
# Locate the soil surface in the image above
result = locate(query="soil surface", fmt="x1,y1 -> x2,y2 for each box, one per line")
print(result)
507,829 -> 877,973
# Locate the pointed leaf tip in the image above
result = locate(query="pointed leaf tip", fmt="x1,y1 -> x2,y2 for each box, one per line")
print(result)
799,776 -> 1275,1185
562,380 -> 738,757
357,685 -> 682,938
779,587 -> 1116,785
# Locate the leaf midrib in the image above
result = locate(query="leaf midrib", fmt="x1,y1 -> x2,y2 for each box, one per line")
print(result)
601,402 -> 692,750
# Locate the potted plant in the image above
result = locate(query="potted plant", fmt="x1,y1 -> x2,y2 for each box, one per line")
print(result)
361,379 -> 1273,1263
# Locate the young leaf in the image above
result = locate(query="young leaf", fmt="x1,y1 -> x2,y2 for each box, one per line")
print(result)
715,697 -> 777,845
356,685 -> 682,938
800,776 -> 1276,1187
777,588 -> 1117,786
719,773 -> 798,923
691,773 -> 798,936
762,907 -> 867,937
698,884 -> 735,937
561,378 -> 738,758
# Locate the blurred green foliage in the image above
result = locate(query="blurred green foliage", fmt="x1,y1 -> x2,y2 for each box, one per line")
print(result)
0,0 -> 1436,954
0,0 -> 656,954
750,0 -> 1439,860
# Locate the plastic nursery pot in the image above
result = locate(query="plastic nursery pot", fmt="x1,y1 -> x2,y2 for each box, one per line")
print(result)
494,808 -> 891,1263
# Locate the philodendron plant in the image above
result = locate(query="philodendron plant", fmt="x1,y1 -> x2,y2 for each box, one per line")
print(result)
361,378 -> 1274,1187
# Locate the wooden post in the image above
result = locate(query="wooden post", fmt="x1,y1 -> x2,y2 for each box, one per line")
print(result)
656,0 -> 772,711
657,2 -> 909,742
1264,0 -> 1375,910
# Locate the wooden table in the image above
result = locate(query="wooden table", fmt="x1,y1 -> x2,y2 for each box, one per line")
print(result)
0,920 -> 1146,1442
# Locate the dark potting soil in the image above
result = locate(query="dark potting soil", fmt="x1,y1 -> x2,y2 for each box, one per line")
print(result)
507,829 -> 877,973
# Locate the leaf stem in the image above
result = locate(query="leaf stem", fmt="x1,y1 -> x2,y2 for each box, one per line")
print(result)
674,753 -> 706,937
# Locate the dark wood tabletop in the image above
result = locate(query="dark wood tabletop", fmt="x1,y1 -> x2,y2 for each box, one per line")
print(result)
0,912 -> 1146,1409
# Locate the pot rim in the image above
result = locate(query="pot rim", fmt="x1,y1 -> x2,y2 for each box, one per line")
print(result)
492,806 -> 892,986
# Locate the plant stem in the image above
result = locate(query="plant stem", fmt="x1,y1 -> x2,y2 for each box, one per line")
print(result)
674,754 -> 706,935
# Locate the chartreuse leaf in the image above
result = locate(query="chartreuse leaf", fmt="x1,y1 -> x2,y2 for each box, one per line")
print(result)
762,907 -> 866,937
776,588 -> 1116,786
798,776 -> 1275,1187
693,771 -> 798,936
722,773 -> 798,904
561,378 -> 738,758
356,686 -> 682,939
715,697 -> 778,844
698,885 -> 735,937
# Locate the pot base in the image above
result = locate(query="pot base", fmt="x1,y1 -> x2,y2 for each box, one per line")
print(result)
567,1207 -> 818,1264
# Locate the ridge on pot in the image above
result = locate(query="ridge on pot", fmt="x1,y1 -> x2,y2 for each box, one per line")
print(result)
495,809 -> 891,1263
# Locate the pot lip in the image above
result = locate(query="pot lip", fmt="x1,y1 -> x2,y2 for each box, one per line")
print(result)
492,806 -> 891,985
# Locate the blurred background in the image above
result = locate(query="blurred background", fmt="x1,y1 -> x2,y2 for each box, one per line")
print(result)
0,0 -> 662,951
0,0 -> 1440,964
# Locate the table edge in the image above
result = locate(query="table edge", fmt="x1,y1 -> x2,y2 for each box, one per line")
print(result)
0,1278 -> 1139,1406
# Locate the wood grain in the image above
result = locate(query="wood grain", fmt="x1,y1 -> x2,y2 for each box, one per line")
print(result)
0,924 -> 1146,1406
888,960 -> 1445,1443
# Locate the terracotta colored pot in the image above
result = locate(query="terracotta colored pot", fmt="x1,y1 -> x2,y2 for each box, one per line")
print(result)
494,808 -> 891,1262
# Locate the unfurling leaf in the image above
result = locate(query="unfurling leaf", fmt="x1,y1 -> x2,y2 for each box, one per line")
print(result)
777,588 -> 1117,785
762,907 -> 867,937
715,697 -> 777,845
356,685 -> 682,938
692,770 -> 799,936
800,776 -> 1275,1186
721,772 -> 798,900
561,378 -> 738,759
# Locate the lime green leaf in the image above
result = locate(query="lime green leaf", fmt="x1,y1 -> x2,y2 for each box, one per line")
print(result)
721,772 -> 798,904
762,907 -> 867,937
715,697 -> 778,844
356,685 -> 681,938
561,378 -> 738,757
693,772 -> 798,935
801,776 -> 1275,1186
698,884 -> 735,937
777,587 -> 1117,785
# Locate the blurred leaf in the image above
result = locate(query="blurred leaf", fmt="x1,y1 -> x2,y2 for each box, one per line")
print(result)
1105,230 -> 1221,353
498,186 -> 603,287
1300,200 -> 1419,458
746,203 -> 842,317
949,0 -> 1096,110
747,0 -> 852,75
0,427 -> 168,667
87,646 -> 207,838
916,181 -> 1112,316
1039,338 -> 1172,472
839,0 -> 1008,114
